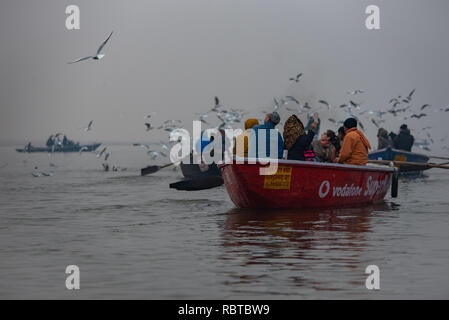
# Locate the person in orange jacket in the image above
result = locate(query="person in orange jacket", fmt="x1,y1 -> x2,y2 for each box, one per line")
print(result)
336,118 -> 371,166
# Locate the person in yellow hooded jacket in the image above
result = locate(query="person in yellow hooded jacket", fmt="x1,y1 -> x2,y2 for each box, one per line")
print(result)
337,118 -> 371,166
233,118 -> 259,157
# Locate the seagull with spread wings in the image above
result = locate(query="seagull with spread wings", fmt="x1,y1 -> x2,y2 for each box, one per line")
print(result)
68,31 -> 114,64
289,73 -> 303,82
81,120 -> 93,132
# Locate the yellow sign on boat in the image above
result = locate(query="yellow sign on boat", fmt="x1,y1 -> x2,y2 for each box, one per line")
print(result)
263,166 -> 292,189
393,154 -> 407,167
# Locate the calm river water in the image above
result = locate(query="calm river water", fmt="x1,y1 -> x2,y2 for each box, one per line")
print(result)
0,145 -> 448,299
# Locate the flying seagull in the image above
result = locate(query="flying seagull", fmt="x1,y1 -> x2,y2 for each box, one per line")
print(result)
81,120 -> 93,132
273,98 -> 280,110
283,96 -> 300,104
349,100 -> 361,109
96,147 -> 107,158
407,89 -> 416,101
79,146 -> 89,155
68,31 -> 114,64
347,90 -> 364,95
411,113 -> 427,119
133,143 -> 150,149
289,73 -> 303,82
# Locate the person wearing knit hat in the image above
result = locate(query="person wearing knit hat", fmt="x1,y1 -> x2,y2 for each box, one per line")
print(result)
336,117 -> 372,165
244,118 -> 259,130
233,118 -> 260,157
267,112 -> 280,125
343,117 -> 358,129
251,112 -> 284,159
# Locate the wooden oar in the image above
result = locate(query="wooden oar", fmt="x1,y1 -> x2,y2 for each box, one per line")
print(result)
141,162 -> 176,176
368,159 -> 449,169
429,155 -> 449,161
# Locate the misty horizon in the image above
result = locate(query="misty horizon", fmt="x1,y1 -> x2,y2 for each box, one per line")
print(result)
1,0 -> 449,154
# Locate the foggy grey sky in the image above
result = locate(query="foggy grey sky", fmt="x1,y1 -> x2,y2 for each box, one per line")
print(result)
1,0 -> 449,152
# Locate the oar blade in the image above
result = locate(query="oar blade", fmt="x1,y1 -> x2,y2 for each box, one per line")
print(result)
140,165 -> 160,176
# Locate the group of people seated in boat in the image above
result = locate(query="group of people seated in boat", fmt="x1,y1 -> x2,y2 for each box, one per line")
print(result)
46,134 -> 79,148
377,124 -> 414,151
232,112 -> 372,166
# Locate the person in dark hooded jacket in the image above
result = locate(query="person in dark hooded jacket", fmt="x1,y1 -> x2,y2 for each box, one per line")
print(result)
377,128 -> 394,149
283,113 -> 318,161
393,124 -> 414,151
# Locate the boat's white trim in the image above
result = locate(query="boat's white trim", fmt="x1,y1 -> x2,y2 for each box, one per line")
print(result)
370,147 -> 429,159
225,157 -> 396,172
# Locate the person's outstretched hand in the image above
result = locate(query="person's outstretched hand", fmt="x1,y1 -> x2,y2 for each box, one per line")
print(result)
310,113 -> 319,131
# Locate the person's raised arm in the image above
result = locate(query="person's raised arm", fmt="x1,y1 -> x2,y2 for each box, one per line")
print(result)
310,113 -> 319,132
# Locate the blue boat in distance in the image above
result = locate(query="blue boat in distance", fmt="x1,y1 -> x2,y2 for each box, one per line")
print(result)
16,142 -> 102,153
369,146 -> 430,174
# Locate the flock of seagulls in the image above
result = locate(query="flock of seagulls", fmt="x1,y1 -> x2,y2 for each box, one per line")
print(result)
24,31 -> 449,177
258,74 -> 449,153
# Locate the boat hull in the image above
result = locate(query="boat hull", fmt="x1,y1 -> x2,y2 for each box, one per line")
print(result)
180,163 -> 222,179
368,147 -> 429,173
220,160 -> 394,209
16,143 -> 101,153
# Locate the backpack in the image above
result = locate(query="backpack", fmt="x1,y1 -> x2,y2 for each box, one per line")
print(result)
304,149 -> 317,162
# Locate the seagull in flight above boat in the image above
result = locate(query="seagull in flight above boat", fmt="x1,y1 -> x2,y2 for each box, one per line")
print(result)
318,100 -> 334,109
144,112 -> 156,119
79,146 -> 89,155
96,147 -> 107,158
289,73 -> 303,82
282,96 -> 300,104
133,143 -> 150,149
349,100 -> 361,109
407,89 -> 416,101
196,113 -> 209,124
68,31 -> 113,64
81,120 -> 93,132
347,89 -> 364,95
411,113 -> 427,119
273,98 -> 281,110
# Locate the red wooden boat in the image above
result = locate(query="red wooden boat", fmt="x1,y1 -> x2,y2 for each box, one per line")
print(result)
219,159 -> 397,209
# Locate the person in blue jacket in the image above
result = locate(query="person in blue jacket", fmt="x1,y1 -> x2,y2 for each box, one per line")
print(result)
250,112 -> 284,159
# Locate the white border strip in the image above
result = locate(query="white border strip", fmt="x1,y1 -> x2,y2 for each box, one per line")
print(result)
231,157 -> 396,172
